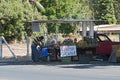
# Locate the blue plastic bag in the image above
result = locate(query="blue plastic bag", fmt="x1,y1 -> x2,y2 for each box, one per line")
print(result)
41,48 -> 48,56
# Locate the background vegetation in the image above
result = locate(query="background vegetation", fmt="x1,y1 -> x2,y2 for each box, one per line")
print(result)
0,0 -> 120,42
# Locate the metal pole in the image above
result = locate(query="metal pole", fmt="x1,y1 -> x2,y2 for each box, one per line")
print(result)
0,37 -> 2,58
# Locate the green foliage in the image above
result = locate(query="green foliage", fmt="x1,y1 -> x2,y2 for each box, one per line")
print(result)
114,0 -> 120,23
91,0 -> 117,24
0,0 -> 45,41
40,0 -> 92,34
1,0 -> 119,42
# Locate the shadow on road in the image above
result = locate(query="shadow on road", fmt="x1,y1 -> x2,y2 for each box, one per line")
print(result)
58,61 -> 120,69
0,59 -> 120,69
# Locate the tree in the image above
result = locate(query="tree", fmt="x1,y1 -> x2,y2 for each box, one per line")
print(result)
91,0 -> 117,24
114,0 -> 120,24
0,0 -> 45,41
40,0 -> 92,34
23,0 -> 45,13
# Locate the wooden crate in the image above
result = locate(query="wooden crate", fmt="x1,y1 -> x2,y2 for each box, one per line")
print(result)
109,45 -> 120,62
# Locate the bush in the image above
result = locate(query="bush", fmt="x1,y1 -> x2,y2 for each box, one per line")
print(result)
0,1 -> 45,42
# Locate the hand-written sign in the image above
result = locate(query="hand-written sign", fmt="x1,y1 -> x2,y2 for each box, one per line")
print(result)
60,46 -> 77,57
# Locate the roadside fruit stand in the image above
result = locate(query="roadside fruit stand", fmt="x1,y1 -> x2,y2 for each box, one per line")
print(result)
29,20 -> 98,63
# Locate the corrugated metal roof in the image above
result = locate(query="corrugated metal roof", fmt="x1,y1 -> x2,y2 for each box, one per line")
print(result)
94,24 -> 120,32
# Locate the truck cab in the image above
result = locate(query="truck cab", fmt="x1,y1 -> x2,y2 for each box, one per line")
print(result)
95,32 -> 120,56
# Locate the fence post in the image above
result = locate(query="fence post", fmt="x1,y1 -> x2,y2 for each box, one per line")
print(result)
2,36 -> 17,59
0,37 -> 2,58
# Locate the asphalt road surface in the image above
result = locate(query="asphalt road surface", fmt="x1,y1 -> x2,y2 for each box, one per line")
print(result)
0,61 -> 120,80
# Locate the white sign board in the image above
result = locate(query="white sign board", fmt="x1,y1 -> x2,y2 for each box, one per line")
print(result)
32,23 -> 40,32
60,46 -> 77,57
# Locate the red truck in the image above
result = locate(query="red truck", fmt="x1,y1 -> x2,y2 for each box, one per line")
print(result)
95,32 -> 120,57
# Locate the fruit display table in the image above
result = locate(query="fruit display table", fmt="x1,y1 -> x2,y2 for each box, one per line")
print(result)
48,45 -> 97,62
46,38 -> 98,62
77,46 -> 97,54
71,46 -> 97,62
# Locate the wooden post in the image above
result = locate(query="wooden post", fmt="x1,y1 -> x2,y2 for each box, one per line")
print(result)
119,33 -> 120,42
26,36 -> 30,57
82,21 -> 87,39
26,36 -> 32,60
108,45 -> 117,62
89,21 -> 94,38
2,36 -> 17,59
0,37 -> 2,58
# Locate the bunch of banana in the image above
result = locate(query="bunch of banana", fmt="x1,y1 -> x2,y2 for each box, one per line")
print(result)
77,40 -> 88,47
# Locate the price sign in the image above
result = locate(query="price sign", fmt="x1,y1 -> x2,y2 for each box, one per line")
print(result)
60,46 -> 77,57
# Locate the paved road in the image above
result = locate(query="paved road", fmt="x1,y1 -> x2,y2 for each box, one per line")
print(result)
0,61 -> 120,80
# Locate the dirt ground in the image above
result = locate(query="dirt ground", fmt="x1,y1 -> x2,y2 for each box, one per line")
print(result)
1,42 -> 31,61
